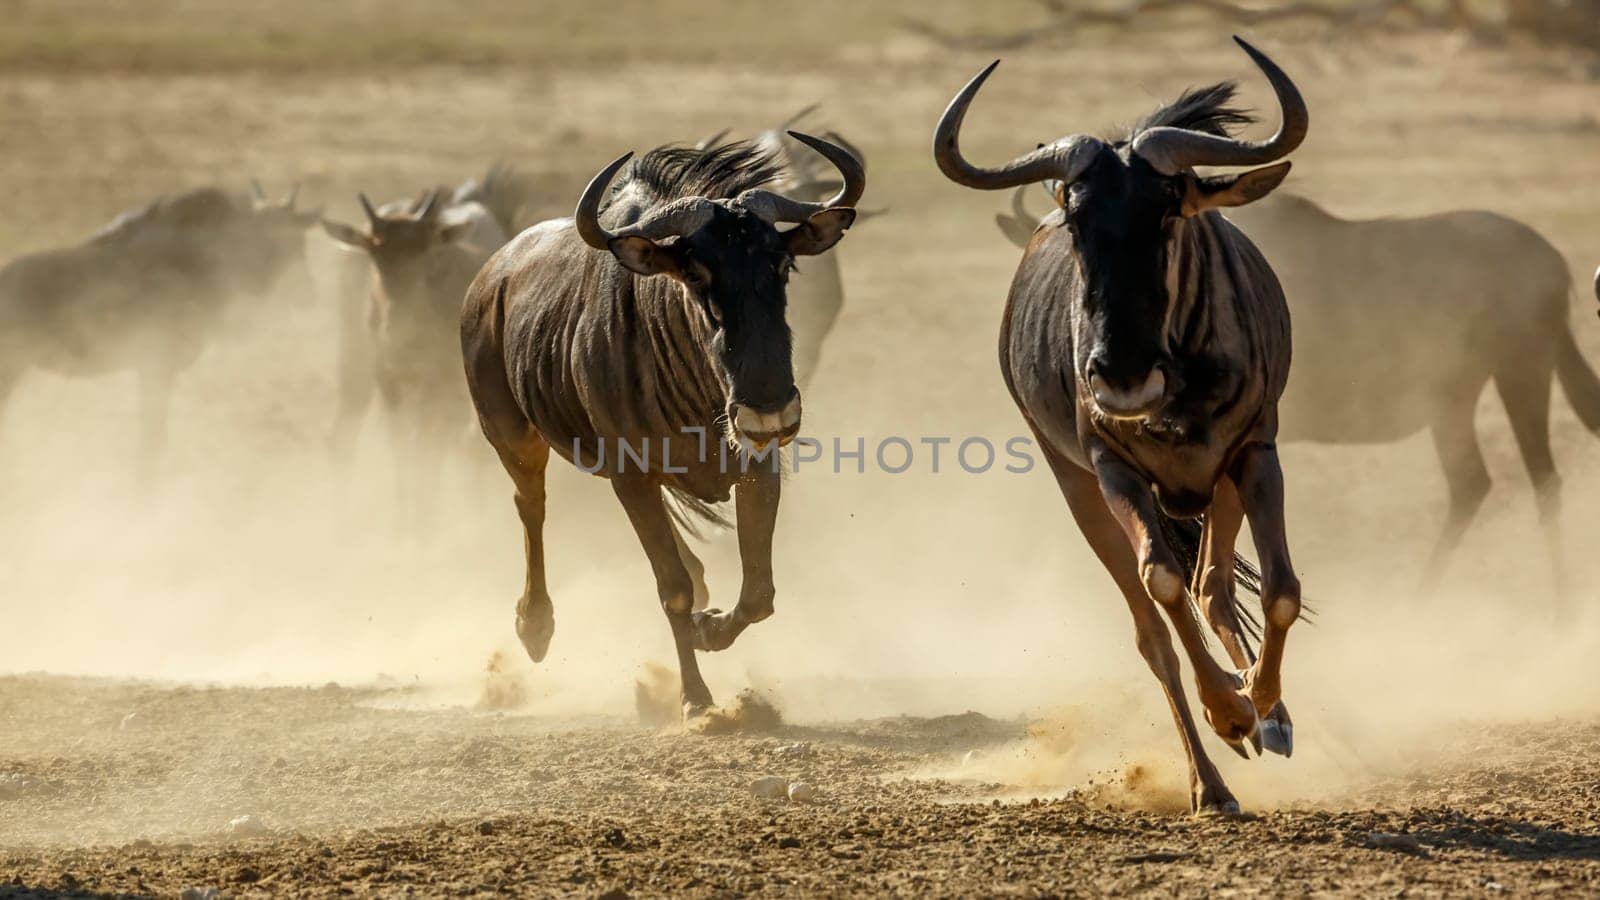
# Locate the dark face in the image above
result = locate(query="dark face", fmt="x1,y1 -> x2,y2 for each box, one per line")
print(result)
1061,148 -> 1186,419
675,207 -> 800,449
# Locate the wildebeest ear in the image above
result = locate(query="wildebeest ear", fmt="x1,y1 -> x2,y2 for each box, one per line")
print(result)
321,220 -> 372,252
1182,162 -> 1291,217
608,235 -> 683,278
785,208 -> 856,257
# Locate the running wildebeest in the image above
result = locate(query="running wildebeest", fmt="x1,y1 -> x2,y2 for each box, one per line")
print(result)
319,167 -> 536,459
936,37 -> 1308,814
1000,190 -> 1600,585
0,184 -> 317,472
461,137 -> 862,716
322,188 -> 510,528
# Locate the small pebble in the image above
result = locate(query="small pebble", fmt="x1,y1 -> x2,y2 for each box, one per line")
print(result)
750,776 -> 788,799
788,781 -> 817,803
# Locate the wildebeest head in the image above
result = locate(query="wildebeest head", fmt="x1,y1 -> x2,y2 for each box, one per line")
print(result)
935,37 -> 1306,421
575,132 -> 864,451
225,181 -> 320,294
320,189 -> 475,276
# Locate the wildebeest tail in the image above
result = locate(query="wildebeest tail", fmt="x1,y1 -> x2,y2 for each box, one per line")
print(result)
664,487 -> 732,540
1554,278 -> 1600,433
1156,512 -> 1265,653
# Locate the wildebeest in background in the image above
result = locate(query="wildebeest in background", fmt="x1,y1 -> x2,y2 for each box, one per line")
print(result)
0,184 -> 317,473
319,167 -> 538,460
936,37 -> 1309,814
321,184 -> 518,528
462,136 -> 862,716
1000,189 -> 1600,586
751,109 -> 871,386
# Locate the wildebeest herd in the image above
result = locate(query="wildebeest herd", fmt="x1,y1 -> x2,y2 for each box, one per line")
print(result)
3,37 -> 1598,817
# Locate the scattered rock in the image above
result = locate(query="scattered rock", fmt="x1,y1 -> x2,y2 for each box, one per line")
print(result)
228,815 -> 268,836
234,866 -> 261,884
777,835 -> 803,849
1364,831 -> 1425,855
787,781 -> 817,803
751,776 -> 789,799
180,889 -> 219,900
477,820 -> 496,836
773,742 -> 811,759
596,888 -> 630,900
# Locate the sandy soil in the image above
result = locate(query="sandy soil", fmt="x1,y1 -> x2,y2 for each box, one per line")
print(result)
2,675 -> 1599,897
3,1 -> 1600,896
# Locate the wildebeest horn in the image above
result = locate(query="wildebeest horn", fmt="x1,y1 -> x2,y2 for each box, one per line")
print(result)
250,179 -> 268,202
575,153 -> 717,250
933,61 -> 1105,191
414,189 -> 442,220
736,130 -> 864,224
285,184 -> 300,210
358,193 -> 380,227
1131,37 -> 1309,176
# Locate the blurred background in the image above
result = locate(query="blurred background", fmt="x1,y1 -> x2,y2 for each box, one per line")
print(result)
1,0 -> 1598,786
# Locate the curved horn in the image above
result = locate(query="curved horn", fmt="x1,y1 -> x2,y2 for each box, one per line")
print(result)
736,130 -> 865,224
575,152 -> 634,250
1131,36 -> 1309,176
250,179 -> 268,202
358,193 -> 380,226
934,61 -> 1104,191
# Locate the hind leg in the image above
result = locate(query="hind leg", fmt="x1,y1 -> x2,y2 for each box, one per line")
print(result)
1195,479 -> 1292,756
489,431 -> 555,663
1087,444 -> 1258,756
1424,397 -> 1492,583
1231,443 -> 1303,738
612,476 -> 715,715
1043,444 -> 1242,814
671,522 -> 711,611
1495,366 -> 1566,609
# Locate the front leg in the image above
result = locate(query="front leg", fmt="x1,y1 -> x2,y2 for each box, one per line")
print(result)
1231,442 -> 1302,739
1091,445 -> 1258,751
693,465 -> 780,652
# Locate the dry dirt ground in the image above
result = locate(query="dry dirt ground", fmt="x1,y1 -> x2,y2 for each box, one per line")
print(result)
4,1 -> 1600,896
2,675 -> 1599,897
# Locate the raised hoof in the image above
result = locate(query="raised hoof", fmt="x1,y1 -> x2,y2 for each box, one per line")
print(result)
514,602 -> 555,663
1258,715 -> 1294,758
691,608 -> 741,652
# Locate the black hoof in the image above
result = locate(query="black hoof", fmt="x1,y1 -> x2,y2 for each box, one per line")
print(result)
691,608 -> 740,652
1259,702 -> 1294,757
